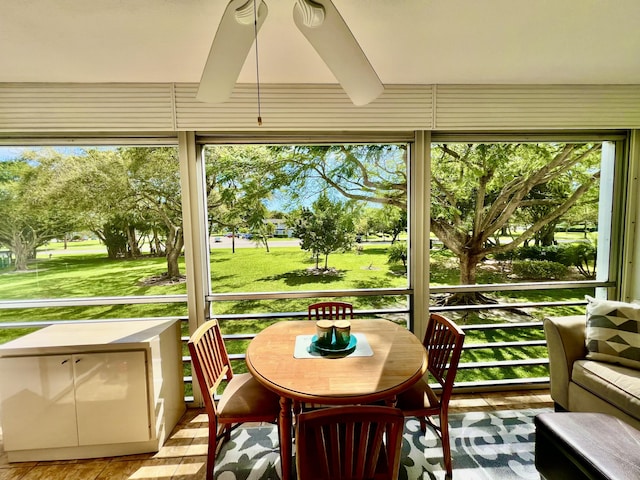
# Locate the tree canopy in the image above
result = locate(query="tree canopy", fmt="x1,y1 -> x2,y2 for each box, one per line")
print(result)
431,142 -> 601,300
270,144 -> 407,209
288,193 -> 356,270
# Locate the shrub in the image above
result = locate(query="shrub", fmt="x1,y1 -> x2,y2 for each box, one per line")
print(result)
515,245 -> 563,262
387,241 -> 407,267
557,243 -> 596,279
512,260 -> 568,280
492,250 -> 515,261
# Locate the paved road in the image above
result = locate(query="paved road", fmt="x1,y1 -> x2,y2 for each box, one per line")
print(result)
40,237 -> 387,256
209,236 -> 300,249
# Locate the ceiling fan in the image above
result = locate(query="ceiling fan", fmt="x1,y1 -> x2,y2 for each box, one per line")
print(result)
196,0 -> 384,106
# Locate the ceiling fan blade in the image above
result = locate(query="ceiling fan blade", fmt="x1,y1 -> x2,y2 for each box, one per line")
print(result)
197,0 -> 268,103
293,0 -> 383,106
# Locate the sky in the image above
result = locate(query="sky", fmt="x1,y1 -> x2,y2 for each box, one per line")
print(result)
0,146 -> 94,161
0,147 -> 31,161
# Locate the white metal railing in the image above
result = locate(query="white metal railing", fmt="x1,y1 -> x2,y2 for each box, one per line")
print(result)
0,279 -> 613,400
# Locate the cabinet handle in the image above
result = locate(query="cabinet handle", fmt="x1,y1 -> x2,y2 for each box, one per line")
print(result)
75,358 -> 81,363
61,359 -> 69,365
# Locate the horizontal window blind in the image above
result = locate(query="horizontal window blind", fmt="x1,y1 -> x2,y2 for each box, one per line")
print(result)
1,83 -> 639,133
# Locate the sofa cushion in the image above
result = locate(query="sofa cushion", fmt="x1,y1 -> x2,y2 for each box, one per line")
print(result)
585,296 -> 640,369
572,359 -> 640,419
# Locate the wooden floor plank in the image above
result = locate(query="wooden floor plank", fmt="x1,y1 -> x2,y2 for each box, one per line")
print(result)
0,389 -> 553,479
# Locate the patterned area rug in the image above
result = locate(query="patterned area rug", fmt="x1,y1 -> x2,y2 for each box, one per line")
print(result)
214,408 -> 552,480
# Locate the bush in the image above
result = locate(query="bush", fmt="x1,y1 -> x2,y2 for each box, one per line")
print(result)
387,241 -> 407,267
515,245 -> 563,262
512,260 -> 568,280
557,243 -> 596,279
492,250 -> 515,261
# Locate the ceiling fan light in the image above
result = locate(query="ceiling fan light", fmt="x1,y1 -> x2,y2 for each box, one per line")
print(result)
235,0 -> 260,25
295,0 -> 325,28
293,0 -> 384,106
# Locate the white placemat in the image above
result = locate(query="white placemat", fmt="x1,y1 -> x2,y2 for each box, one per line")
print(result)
293,333 -> 373,359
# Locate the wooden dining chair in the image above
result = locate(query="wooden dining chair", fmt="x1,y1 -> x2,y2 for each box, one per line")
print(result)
188,319 -> 281,480
295,405 -> 405,480
395,313 -> 465,479
308,301 -> 354,321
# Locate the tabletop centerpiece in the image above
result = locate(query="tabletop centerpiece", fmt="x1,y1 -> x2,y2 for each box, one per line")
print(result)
310,320 -> 357,356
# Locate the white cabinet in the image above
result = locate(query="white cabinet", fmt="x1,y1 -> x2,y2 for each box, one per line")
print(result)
0,319 -> 185,462
73,351 -> 150,446
1,354 -> 78,450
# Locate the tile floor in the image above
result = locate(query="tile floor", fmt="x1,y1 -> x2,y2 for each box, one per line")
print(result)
0,389 -> 553,480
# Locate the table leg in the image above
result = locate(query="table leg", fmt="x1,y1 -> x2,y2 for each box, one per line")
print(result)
279,396 -> 293,479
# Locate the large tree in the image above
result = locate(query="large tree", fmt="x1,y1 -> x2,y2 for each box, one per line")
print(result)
0,159 -> 59,270
431,143 -> 601,302
32,149 -> 134,259
29,147 -> 185,279
204,146 -> 277,253
120,147 -> 184,278
358,205 -> 406,243
289,193 -> 356,270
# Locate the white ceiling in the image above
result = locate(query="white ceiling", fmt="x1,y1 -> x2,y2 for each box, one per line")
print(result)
1,0 -> 639,86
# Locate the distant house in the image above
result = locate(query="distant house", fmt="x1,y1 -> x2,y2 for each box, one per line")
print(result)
265,219 -> 293,237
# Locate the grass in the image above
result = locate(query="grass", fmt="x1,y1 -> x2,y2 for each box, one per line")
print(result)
0,240 -> 594,383
209,245 -> 407,316
0,252 -> 189,343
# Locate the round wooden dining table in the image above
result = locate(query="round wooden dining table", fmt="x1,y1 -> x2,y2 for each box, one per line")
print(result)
245,319 -> 428,479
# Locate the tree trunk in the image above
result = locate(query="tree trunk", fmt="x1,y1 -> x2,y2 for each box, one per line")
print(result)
441,251 -> 497,305
459,252 -> 480,285
152,227 -> 163,256
262,235 -> 270,253
100,225 -> 127,259
12,241 -> 29,271
126,226 -> 141,258
536,222 -> 556,246
165,224 -> 184,279
10,229 -> 39,271
166,248 -> 181,278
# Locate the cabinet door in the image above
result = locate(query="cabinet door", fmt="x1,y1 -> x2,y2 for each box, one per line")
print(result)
73,351 -> 151,445
0,355 -> 78,450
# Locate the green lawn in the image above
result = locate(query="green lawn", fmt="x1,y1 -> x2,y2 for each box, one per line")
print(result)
210,245 -> 407,315
0,252 -> 188,343
0,241 -> 593,383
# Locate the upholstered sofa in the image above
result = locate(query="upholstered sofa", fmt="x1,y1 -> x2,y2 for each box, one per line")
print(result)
544,297 -> 640,431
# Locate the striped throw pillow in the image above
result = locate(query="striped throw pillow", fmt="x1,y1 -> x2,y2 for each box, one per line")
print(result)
585,296 -> 640,370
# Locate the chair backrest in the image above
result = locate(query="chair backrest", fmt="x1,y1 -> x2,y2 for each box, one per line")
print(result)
295,405 -> 405,480
188,319 -> 233,418
308,301 -> 354,321
425,313 -> 466,400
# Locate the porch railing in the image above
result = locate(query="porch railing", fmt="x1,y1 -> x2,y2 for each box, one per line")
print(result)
0,278 -> 613,401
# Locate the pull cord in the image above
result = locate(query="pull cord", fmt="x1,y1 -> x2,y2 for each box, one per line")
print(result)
253,0 -> 262,126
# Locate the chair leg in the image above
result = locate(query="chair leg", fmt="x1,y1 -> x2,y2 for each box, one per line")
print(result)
440,411 -> 452,478
419,416 -> 427,433
205,419 -> 219,480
